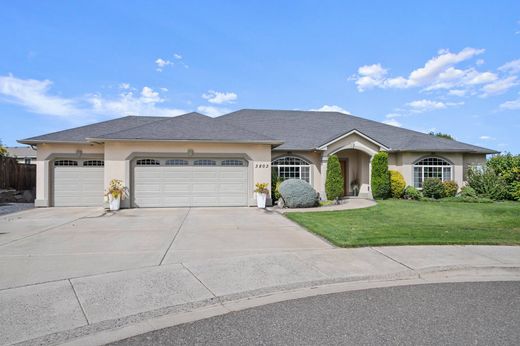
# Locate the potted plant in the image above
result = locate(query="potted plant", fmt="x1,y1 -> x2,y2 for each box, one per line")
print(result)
254,182 -> 269,209
350,179 -> 360,197
104,179 -> 127,211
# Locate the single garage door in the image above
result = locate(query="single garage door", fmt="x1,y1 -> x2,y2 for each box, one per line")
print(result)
53,159 -> 105,207
133,158 -> 248,207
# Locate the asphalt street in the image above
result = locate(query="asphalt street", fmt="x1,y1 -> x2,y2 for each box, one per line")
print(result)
111,281 -> 520,346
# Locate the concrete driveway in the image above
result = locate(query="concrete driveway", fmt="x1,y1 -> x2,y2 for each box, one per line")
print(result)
0,207 -> 331,290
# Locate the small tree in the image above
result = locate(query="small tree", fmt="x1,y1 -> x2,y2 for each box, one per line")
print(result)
389,170 -> 406,198
371,152 -> 390,199
325,155 -> 343,201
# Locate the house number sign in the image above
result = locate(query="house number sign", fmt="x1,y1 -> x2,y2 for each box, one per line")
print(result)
255,163 -> 270,169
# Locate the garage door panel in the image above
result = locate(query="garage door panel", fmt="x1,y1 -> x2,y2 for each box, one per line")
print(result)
54,166 -> 104,207
133,159 -> 248,207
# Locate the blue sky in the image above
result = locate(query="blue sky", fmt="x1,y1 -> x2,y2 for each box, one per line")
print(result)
1,1 -> 519,153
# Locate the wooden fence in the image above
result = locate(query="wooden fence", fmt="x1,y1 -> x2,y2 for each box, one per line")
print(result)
0,156 -> 36,190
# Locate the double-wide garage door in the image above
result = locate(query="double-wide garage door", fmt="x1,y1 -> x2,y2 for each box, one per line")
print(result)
53,159 -> 105,207
133,158 -> 248,207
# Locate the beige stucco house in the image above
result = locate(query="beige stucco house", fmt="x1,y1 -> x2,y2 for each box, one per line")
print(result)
19,109 -> 496,208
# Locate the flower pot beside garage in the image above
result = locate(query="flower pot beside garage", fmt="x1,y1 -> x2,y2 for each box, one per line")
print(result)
104,179 -> 128,211
254,182 -> 269,209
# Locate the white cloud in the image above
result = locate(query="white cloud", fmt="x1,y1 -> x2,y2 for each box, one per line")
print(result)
0,74 -> 84,117
196,105 -> 230,117
498,59 -> 520,74
479,135 -> 495,140
406,99 -> 464,113
88,87 -> 186,117
448,89 -> 467,97
119,83 -> 130,90
382,119 -> 402,127
350,48 -> 520,97
500,96 -> 520,110
352,63 -> 388,91
202,90 -> 237,104
173,53 -> 182,60
309,105 -> 351,114
385,113 -> 401,118
481,76 -> 518,97
155,58 -> 172,72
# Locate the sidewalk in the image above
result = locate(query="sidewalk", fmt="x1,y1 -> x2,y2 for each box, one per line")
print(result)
2,245 -> 520,345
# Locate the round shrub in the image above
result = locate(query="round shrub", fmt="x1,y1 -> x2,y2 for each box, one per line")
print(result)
325,155 -> 344,200
389,170 -> 406,198
371,152 -> 390,199
460,185 -> 477,198
279,179 -> 319,208
442,180 -> 458,197
422,178 -> 444,199
403,186 -> 421,200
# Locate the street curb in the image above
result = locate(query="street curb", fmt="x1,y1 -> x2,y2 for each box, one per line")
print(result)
15,265 -> 520,346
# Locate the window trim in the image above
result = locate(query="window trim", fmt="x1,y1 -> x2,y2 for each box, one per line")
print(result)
271,156 -> 312,183
54,160 -> 78,167
413,156 -> 453,188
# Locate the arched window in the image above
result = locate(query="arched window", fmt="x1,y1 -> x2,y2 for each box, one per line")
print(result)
272,156 -> 311,183
413,157 -> 452,188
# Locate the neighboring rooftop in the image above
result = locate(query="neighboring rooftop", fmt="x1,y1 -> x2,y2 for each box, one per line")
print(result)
18,109 -> 497,154
6,146 -> 37,158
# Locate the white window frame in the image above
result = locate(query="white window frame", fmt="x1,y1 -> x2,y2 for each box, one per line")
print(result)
271,156 -> 311,183
413,157 -> 452,189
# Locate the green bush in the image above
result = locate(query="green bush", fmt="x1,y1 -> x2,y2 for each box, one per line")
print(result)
279,179 -> 319,208
325,155 -> 344,200
371,152 -> 390,199
389,170 -> 406,198
460,185 -> 477,198
487,153 -> 520,200
442,180 -> 458,197
403,186 -> 422,200
467,167 -> 508,200
422,178 -> 444,199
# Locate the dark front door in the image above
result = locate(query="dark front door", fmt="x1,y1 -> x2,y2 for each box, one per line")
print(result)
339,159 -> 349,196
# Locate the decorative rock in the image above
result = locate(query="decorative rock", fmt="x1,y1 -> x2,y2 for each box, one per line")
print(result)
279,179 -> 319,208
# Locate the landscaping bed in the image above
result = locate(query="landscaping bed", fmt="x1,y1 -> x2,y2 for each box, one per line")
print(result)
286,199 -> 520,247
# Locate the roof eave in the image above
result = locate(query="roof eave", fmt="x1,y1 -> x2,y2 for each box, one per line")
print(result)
316,129 -> 390,151
17,139 -> 90,145
388,148 -> 499,154
85,137 -> 284,145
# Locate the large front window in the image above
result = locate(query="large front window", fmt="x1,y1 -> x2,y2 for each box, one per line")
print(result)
272,156 -> 311,183
413,157 -> 452,188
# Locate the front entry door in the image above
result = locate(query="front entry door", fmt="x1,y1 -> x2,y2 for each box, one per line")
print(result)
339,159 -> 349,196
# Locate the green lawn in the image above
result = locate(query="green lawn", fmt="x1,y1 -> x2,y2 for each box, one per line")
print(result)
285,200 -> 520,247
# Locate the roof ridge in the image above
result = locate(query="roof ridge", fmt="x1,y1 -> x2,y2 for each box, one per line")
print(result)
92,114 -> 198,139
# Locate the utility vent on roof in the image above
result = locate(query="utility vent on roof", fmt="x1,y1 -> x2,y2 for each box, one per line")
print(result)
136,159 -> 160,166
54,160 -> 78,166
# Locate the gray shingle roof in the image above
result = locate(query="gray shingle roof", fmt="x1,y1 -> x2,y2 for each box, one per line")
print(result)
6,146 -> 37,157
19,109 -> 497,154
20,116 -> 165,143
218,109 -> 497,154
89,112 -> 279,143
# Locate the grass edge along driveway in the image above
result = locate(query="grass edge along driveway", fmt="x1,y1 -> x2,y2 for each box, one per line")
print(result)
285,200 -> 520,247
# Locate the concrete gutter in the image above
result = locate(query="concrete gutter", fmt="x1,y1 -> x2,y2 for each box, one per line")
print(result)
5,245 -> 520,346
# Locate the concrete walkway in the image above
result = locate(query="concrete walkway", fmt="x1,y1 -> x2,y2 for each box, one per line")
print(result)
1,245 -> 519,345
272,197 -> 377,213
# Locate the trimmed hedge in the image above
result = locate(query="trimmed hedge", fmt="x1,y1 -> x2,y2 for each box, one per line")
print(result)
389,170 -> 406,198
423,178 -> 444,199
371,152 -> 390,199
442,180 -> 458,197
325,155 -> 344,200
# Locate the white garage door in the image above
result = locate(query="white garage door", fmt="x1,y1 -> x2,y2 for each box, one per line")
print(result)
53,159 -> 104,207
133,158 -> 248,207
